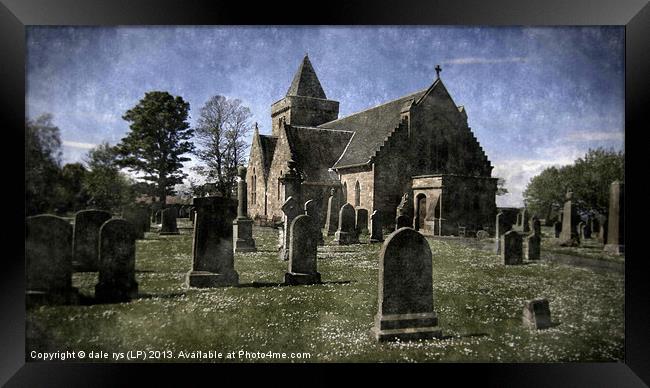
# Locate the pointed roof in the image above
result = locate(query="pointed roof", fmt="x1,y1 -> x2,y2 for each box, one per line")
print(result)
286,55 -> 327,99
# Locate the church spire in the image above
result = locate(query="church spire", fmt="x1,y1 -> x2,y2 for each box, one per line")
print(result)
286,54 -> 327,99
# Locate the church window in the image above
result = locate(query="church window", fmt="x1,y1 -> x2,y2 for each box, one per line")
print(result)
354,180 -> 361,207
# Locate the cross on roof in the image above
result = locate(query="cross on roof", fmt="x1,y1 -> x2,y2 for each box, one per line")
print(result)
435,64 -> 442,79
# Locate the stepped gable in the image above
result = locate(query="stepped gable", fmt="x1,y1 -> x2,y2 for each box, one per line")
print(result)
318,89 -> 427,169
284,126 -> 353,183
286,54 -> 327,99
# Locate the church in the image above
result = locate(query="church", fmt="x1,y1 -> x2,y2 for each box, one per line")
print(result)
246,55 -> 497,236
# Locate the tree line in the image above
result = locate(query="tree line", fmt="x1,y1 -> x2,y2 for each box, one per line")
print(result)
26,91 -> 253,216
523,147 -> 624,221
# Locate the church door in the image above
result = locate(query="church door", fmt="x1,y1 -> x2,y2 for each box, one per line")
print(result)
415,194 -> 426,231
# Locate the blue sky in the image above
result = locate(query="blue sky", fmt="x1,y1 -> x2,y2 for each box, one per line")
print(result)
26,26 -> 624,207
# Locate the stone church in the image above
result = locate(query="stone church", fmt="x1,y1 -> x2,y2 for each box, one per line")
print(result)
246,55 -> 497,235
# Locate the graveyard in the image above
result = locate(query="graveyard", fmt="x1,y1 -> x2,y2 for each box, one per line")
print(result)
26,217 -> 624,363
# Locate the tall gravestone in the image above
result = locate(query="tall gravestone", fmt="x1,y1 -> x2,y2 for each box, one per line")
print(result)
604,181 -> 624,255
495,212 -> 511,255
372,227 -> 442,342
160,207 -> 180,235
522,208 -> 530,233
324,187 -> 339,236
525,218 -> 541,260
26,215 -> 79,306
370,210 -> 384,243
186,196 -> 239,287
395,192 -> 413,228
285,215 -> 321,285
334,203 -> 359,245
233,166 -> 256,252
305,199 -> 325,246
501,230 -> 523,265
95,219 -> 139,303
279,197 -> 303,260
559,190 -> 580,246
72,209 -> 112,271
355,208 -> 369,236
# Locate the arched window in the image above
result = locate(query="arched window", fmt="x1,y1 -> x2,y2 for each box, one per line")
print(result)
342,181 -> 348,203
252,169 -> 257,204
354,181 -> 361,207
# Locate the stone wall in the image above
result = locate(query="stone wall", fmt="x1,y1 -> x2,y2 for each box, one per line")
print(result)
339,166 -> 374,210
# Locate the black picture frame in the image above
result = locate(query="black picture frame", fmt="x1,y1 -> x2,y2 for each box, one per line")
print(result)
2,0 -> 647,385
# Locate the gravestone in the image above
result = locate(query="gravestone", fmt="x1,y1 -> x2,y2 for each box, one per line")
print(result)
370,210 -> 384,243
122,206 -> 149,240
591,217 -> 600,234
186,196 -> 239,287
525,218 -> 541,260
530,216 -> 541,236
553,221 -> 562,238
154,209 -> 162,224
395,215 -> 411,229
95,219 -> 139,303
501,230 -> 523,265
26,215 -> 79,306
334,203 -> 359,245
305,199 -> 325,246
355,208 -> 369,235
604,181 -> 624,255
583,223 -> 592,239
72,209 -> 112,271
178,206 -> 187,218
279,196 -> 303,260
324,188 -> 339,236
559,190 -> 580,246
189,208 -> 196,222
523,299 -> 552,330
577,221 -> 585,240
495,211 -> 514,255
285,215 -> 321,285
233,166 -> 257,252
372,227 -> 442,342
599,218 -> 608,244
159,207 -> 180,235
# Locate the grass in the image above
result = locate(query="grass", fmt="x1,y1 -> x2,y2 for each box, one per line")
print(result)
26,219 -> 624,363
539,226 -> 625,264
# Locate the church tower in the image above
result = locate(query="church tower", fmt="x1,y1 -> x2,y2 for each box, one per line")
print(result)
271,55 -> 339,136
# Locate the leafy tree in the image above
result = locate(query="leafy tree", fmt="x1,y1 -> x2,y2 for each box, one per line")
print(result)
193,95 -> 253,198
25,114 -> 63,215
56,162 -> 90,212
523,147 -> 624,219
115,91 -> 194,207
83,142 -> 135,211
496,178 -> 508,196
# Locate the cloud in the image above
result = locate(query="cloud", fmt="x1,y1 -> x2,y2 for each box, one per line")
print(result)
441,57 -> 528,65
563,130 -> 624,142
62,140 -> 97,150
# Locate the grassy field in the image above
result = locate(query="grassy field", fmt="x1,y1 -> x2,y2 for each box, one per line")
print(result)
26,220 -> 624,363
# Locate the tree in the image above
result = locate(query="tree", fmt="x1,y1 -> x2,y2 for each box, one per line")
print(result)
523,147 -> 624,219
83,142 -> 135,211
25,114 -> 63,215
496,178 -> 509,196
56,162 -> 90,212
193,95 -> 253,198
115,91 -> 194,207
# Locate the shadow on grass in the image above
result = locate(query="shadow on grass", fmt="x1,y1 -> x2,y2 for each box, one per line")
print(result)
237,280 -> 353,288
76,291 -> 187,306
440,332 -> 490,340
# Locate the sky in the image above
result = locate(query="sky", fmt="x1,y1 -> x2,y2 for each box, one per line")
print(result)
25,26 -> 625,207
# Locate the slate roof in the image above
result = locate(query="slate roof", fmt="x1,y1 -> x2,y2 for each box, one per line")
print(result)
286,55 -> 327,99
285,126 -> 354,183
258,134 -> 277,179
318,88 -> 428,169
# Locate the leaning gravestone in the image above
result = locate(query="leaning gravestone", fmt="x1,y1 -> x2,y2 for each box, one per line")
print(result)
95,219 -> 139,303
285,215 -> 321,285
604,181 -> 624,255
369,210 -> 384,243
186,196 -> 239,287
279,196 -> 303,260
324,188 -> 339,236
372,227 -> 442,342
559,190 -> 580,246
334,203 -> 359,245
26,215 -> 79,306
304,199 -> 325,246
355,208 -> 369,235
501,230 -> 523,265
72,209 -> 112,271
523,299 -> 552,330
159,207 -> 179,235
